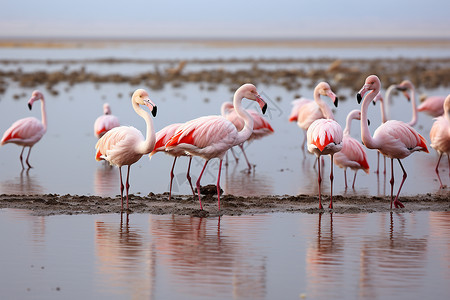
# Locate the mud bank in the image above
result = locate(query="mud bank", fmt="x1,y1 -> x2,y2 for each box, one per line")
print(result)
1,188 -> 449,217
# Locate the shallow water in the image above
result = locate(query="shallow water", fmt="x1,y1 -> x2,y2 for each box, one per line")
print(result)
1,208 -> 449,299
0,41 -> 449,199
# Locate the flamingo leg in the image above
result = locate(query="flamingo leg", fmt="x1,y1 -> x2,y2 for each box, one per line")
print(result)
196,160 -> 209,210
238,143 -> 252,172
376,151 -> 380,174
383,156 -> 386,175
352,171 -> 357,189
344,169 -> 348,189
393,159 -> 406,209
25,146 -> 33,169
329,154 -> 334,209
125,165 -> 131,210
230,147 -> 239,164
119,167 -> 124,211
435,153 -> 443,189
301,130 -> 307,157
18,147 -> 26,169
448,154 -> 450,178
217,159 -> 223,210
186,156 -> 196,199
389,158 -> 395,209
317,154 -> 323,209
168,156 -> 178,201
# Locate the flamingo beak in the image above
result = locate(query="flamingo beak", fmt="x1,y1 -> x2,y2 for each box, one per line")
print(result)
256,95 -> 267,114
327,91 -> 338,107
144,99 -> 157,117
28,103 -> 32,110
27,97 -> 37,110
357,85 -> 369,104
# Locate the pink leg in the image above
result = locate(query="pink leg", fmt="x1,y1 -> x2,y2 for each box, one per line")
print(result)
168,156 -> 178,201
383,156 -> 386,175
119,167 -> 124,211
230,147 -> 239,164
389,158 -> 395,209
448,154 -> 450,178
186,156 -> 196,199
329,154 -> 334,209
196,160 -> 209,210
301,130 -> 307,157
217,159 -> 223,210
435,153 -> 443,189
19,147 -> 26,169
376,151 -> 380,174
238,143 -> 252,172
125,165 -> 131,209
317,155 -> 323,209
344,169 -> 348,189
25,146 -> 33,169
392,159 -> 406,208
352,171 -> 357,189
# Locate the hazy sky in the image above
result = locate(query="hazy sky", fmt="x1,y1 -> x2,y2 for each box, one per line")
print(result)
1,0 -> 449,39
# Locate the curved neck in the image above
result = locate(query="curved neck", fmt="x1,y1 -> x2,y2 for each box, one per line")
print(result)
344,115 -> 353,135
40,98 -> 48,131
408,88 -> 418,126
233,91 -> 254,145
361,91 -> 380,150
314,90 -> 334,120
132,101 -> 156,155
381,85 -> 395,123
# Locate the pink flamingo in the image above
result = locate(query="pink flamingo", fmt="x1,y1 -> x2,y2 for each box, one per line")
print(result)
220,102 -> 274,170
95,89 -> 157,211
165,83 -> 267,210
94,103 -> 120,139
306,82 -> 342,209
418,95 -> 446,117
1,90 -> 47,169
149,123 -> 196,200
357,75 -> 429,209
394,80 -> 419,127
333,109 -> 370,189
429,94 -> 450,188
289,84 -> 336,153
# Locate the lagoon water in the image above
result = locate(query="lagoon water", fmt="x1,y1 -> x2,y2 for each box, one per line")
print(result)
1,209 -> 449,299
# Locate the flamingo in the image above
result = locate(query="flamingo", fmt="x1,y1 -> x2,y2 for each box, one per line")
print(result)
95,89 -> 157,210
165,83 -> 267,210
94,103 -> 120,139
429,94 -> 450,188
220,101 -> 274,171
418,95 -> 446,117
333,109 -> 370,189
1,90 -> 47,169
394,80 -> 419,127
149,123 -> 196,200
306,82 -> 342,209
289,84 -> 336,154
357,75 -> 429,209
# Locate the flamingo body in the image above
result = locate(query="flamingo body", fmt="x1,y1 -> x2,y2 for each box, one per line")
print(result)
94,103 -> 120,138
429,95 -> 450,187
418,96 -> 446,117
1,90 -> 47,169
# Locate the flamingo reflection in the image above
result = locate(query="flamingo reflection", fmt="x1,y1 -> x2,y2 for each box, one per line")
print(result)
0,169 -> 44,194
94,165 -> 118,197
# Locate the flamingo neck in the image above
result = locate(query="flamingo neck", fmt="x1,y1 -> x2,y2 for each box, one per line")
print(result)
132,101 -> 156,155
344,115 -> 353,136
40,98 -> 48,132
314,90 -> 334,120
381,85 -> 395,123
233,91 -> 254,146
408,87 -> 418,126
361,90 -> 380,150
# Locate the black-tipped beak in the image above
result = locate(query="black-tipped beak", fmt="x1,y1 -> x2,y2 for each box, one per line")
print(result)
372,100 -> 376,106
367,119 -> 371,126
334,97 -> 339,108
152,106 -> 157,117
28,103 -> 32,110
261,103 -> 267,114
357,93 -> 362,104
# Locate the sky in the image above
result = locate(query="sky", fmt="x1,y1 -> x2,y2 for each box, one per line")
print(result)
1,0 -> 450,39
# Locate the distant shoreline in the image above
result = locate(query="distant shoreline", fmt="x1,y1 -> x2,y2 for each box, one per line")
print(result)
1,37 -> 450,49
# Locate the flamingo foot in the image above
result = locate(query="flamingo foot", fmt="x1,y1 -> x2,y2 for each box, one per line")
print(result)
328,202 -> 333,209
393,199 -> 405,209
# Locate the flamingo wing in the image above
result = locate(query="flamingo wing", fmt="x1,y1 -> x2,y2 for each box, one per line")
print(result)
297,101 -> 324,130
430,117 -> 450,154
418,96 -> 445,117
289,97 -> 312,122
307,119 -> 343,153
334,136 -> 370,173
149,123 -> 182,156
94,115 -> 120,138
1,117 -> 45,145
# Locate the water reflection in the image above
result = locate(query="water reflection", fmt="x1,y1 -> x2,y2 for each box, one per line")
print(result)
95,213 -> 156,299
0,169 -> 45,194
149,215 -> 267,299
94,165 -> 118,196
223,163 -> 274,196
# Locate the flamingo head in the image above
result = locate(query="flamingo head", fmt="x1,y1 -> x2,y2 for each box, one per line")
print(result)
444,95 -> 450,118
237,83 -> 267,114
315,82 -> 339,107
28,90 -> 44,110
103,103 -> 112,115
133,89 -> 157,117
395,80 -> 413,101
357,75 -> 380,104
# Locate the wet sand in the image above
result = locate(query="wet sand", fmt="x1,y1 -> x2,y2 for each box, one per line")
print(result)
1,186 -> 449,217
